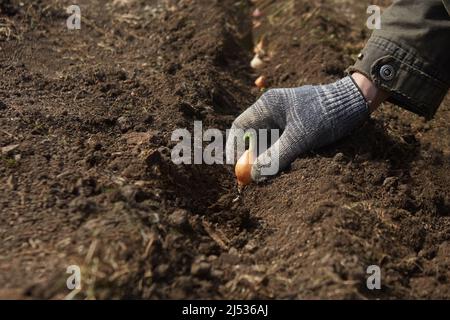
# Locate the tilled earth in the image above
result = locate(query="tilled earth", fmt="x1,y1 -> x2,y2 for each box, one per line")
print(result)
0,0 -> 449,299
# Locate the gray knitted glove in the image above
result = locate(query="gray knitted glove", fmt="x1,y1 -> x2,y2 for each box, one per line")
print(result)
226,76 -> 369,181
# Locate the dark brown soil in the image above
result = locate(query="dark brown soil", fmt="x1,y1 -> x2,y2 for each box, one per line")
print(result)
0,0 -> 449,299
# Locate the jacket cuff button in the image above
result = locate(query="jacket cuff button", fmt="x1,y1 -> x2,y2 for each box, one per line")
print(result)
380,64 -> 395,81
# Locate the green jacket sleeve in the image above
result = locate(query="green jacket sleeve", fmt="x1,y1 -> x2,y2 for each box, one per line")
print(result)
347,0 -> 450,119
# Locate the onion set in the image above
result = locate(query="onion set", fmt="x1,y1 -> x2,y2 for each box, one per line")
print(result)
235,132 -> 256,186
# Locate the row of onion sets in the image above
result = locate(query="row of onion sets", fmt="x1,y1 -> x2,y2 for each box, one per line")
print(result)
250,6 -> 270,90
234,5 -> 270,188
233,6 -> 270,188
234,6 -> 269,188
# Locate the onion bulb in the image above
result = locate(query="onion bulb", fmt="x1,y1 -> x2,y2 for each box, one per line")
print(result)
250,54 -> 264,69
255,75 -> 266,89
252,8 -> 263,18
254,39 -> 265,55
235,133 -> 256,186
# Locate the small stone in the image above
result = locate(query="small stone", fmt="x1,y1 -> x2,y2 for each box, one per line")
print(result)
333,152 -> 345,163
168,209 -> 189,229
117,116 -> 132,132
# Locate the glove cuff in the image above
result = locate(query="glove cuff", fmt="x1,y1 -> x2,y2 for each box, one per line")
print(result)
316,76 -> 370,140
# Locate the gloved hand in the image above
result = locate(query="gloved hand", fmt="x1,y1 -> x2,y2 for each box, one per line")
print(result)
225,76 -> 369,181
